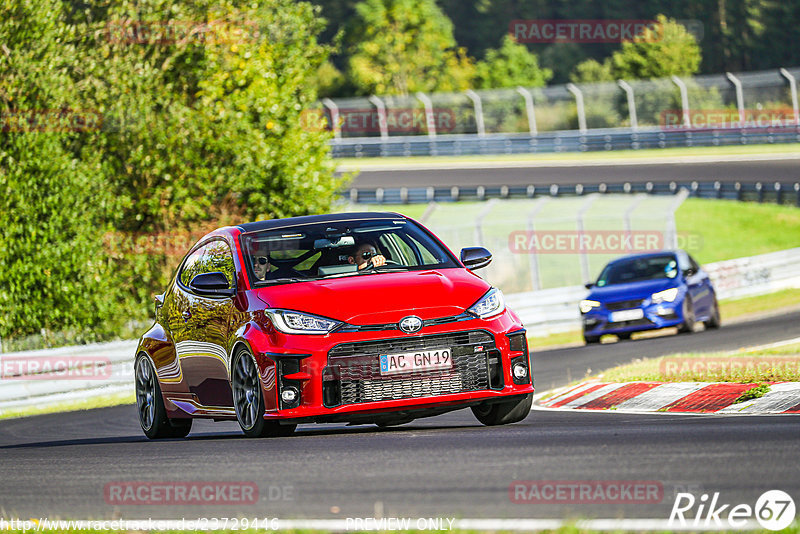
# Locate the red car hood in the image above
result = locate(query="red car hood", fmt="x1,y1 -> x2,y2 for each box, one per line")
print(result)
254,268 -> 490,324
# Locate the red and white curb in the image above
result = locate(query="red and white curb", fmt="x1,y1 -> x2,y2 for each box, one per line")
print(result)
534,381 -> 800,414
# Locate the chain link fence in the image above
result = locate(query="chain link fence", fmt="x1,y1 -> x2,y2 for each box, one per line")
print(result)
320,67 -> 800,141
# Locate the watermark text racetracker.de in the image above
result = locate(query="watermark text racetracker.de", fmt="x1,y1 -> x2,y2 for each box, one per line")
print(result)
103,481 -> 293,505
0,355 -> 112,380
508,230 -> 702,254
660,357 -> 800,378
510,19 -> 659,43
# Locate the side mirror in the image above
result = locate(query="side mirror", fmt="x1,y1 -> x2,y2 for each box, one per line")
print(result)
584,282 -> 594,289
683,268 -> 696,278
190,272 -> 235,297
460,247 -> 492,271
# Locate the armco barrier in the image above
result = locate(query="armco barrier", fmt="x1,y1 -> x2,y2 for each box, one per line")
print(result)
331,126 -> 800,159
1,248 -> 799,413
348,180 -> 800,206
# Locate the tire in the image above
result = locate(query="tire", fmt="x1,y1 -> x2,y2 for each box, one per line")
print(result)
617,332 -> 632,340
704,297 -> 721,329
135,354 -> 192,439
471,394 -> 533,426
678,297 -> 696,334
232,350 -> 296,438
584,334 -> 601,344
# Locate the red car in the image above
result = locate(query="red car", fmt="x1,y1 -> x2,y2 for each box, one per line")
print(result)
135,212 -> 533,439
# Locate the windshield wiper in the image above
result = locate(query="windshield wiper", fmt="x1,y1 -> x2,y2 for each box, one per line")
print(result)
259,277 -> 307,285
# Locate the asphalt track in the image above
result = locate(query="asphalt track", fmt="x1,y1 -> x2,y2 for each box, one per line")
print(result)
348,156 -> 800,188
1,311 -> 798,521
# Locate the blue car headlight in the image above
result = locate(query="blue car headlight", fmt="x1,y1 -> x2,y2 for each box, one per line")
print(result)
579,299 -> 601,314
468,288 -> 505,319
651,288 -> 679,304
266,309 -> 342,334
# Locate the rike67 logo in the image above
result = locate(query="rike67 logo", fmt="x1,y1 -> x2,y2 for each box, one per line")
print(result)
669,490 -> 796,530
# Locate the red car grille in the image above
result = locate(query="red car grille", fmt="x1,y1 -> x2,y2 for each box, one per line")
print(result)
325,331 -> 496,406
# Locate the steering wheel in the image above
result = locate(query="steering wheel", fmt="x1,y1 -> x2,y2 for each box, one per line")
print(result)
363,258 -> 400,270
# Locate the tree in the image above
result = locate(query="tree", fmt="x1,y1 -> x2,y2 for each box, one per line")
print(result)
609,14 -> 702,80
345,0 -> 474,95
474,35 -> 552,89
0,0 -> 115,342
569,59 -> 614,84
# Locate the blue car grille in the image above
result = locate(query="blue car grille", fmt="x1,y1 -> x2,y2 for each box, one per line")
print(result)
606,299 -> 645,311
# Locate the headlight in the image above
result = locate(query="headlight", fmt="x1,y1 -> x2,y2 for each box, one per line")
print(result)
651,288 -> 679,304
468,288 -> 505,319
265,309 -> 342,335
579,300 -> 601,314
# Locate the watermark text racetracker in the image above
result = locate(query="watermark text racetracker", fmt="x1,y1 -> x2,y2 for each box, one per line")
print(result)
103,481 -> 293,505
510,480 -> 663,504
508,230 -> 702,254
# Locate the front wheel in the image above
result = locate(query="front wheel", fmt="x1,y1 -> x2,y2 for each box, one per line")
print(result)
232,350 -> 296,438
678,298 -> 696,334
472,394 -> 532,426
704,297 -> 721,329
135,354 -> 192,439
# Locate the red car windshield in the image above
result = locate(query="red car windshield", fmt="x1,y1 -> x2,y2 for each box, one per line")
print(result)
240,218 -> 458,285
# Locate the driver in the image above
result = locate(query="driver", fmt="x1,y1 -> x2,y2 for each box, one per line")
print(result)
348,241 -> 386,270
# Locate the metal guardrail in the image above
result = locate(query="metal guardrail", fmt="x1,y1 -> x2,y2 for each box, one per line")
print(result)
331,126 -> 800,159
349,180 -> 800,206
1,248 -> 799,413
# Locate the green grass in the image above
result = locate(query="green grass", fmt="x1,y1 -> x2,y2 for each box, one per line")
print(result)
0,391 -> 135,420
337,142 -> 800,169
676,198 -> 800,264
600,342 -> 800,383
735,383 -> 771,403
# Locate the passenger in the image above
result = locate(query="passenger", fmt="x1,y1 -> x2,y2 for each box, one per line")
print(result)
348,241 -> 386,270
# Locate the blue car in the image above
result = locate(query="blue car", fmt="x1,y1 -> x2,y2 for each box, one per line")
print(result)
580,250 -> 720,344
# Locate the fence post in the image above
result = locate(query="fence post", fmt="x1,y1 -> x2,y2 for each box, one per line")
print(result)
526,197 -> 550,291
368,95 -> 389,139
623,195 -> 646,252
576,194 -> 599,283
474,199 -> 497,246
415,92 -> 437,138
665,188 -> 689,248
321,98 -> 341,140
516,86 -> 538,135
566,83 -> 587,133
671,75 -> 691,127
464,90 -> 486,137
726,72 -> 745,125
617,80 -> 638,130
779,68 -> 800,125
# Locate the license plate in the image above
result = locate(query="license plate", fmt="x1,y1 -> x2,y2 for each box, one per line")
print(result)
379,349 -> 453,375
610,309 -> 644,322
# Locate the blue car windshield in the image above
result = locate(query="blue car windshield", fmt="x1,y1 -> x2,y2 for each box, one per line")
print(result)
596,254 -> 679,287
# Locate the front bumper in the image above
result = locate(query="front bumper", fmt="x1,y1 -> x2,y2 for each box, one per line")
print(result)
582,299 -> 684,336
249,311 -> 534,422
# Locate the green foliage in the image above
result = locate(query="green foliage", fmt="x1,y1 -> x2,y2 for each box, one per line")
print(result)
609,15 -> 702,80
474,35 -> 552,89
0,0 -> 344,344
569,59 -> 614,84
345,0 -> 474,95
0,0 -> 116,341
